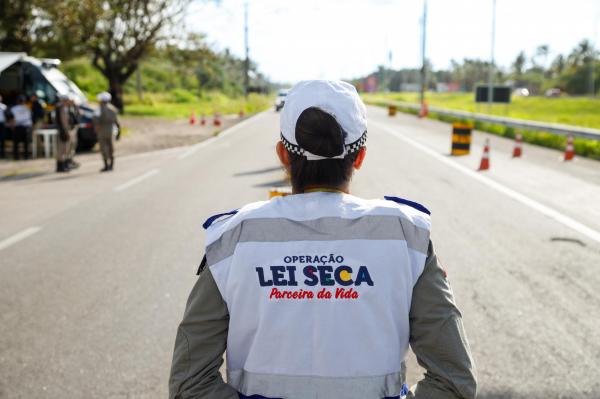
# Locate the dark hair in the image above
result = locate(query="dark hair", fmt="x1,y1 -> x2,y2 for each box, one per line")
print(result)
288,107 -> 359,192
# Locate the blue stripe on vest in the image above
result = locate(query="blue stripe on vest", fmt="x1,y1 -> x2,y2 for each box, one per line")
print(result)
384,195 -> 431,215
202,210 -> 239,229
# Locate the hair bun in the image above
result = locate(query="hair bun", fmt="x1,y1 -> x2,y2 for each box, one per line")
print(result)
295,107 -> 345,158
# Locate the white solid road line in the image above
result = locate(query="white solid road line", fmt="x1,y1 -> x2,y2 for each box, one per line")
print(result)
177,137 -> 218,160
113,169 -> 160,192
372,120 -> 600,245
0,227 -> 42,252
177,111 -> 268,160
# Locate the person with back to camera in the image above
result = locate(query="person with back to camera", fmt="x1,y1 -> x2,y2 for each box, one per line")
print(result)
168,80 -> 477,399
93,92 -> 120,172
55,94 -> 73,172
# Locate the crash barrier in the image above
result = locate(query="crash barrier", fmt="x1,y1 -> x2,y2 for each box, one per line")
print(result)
269,187 -> 292,199
451,123 -> 472,156
387,105 -> 397,117
380,100 -> 600,141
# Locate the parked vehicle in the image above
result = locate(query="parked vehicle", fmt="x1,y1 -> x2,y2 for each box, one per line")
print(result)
274,89 -> 289,112
0,52 -> 97,151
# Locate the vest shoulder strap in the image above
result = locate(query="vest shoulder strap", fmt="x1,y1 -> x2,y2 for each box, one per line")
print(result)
384,195 -> 431,215
202,210 -> 239,230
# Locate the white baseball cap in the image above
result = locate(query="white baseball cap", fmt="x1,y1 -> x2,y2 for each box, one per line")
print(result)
97,92 -> 112,102
280,80 -> 367,160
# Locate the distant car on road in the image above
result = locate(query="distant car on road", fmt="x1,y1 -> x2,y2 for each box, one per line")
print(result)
274,89 -> 289,112
513,87 -> 530,97
545,88 -> 562,98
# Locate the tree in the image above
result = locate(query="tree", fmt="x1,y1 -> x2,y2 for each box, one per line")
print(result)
89,0 -> 189,112
512,51 -> 526,76
534,44 -> 549,69
0,0 -> 37,52
41,0 -> 189,112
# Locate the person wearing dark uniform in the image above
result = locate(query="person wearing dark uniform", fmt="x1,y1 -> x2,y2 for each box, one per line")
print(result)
169,80 -> 477,399
93,92 -> 120,172
55,95 -> 73,172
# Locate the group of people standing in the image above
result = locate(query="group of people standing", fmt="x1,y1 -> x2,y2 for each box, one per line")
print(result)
0,91 -> 120,174
0,93 -> 45,160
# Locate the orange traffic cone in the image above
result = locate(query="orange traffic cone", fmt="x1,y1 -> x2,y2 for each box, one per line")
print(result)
478,139 -> 490,171
200,113 -> 206,126
213,112 -> 222,126
189,111 -> 196,125
512,133 -> 523,158
564,134 -> 575,161
418,101 -> 429,118
239,109 -> 245,118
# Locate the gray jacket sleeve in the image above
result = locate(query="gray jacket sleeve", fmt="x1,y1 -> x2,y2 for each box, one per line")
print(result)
168,267 -> 238,399
409,241 -> 477,399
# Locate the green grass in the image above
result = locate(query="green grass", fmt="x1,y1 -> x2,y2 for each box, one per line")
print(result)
363,92 -> 600,160
363,92 -> 600,128
123,92 -> 273,119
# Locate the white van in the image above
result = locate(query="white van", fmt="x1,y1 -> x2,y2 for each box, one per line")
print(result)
0,52 -> 97,150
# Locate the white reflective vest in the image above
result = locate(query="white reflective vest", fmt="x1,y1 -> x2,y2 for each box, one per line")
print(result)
205,192 -> 431,399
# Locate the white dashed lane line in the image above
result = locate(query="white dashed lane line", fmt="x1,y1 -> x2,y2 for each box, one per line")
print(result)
371,120 -> 600,245
113,169 -> 160,192
0,227 -> 42,252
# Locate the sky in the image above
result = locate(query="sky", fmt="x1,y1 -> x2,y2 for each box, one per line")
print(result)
185,0 -> 600,84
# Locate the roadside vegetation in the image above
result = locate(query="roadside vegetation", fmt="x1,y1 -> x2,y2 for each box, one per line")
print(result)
363,92 -> 600,160
1,1 -> 276,114
61,54 -> 274,119
363,92 -> 600,128
355,39 -> 600,161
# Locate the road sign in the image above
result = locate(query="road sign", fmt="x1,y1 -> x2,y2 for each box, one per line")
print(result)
475,86 -> 511,103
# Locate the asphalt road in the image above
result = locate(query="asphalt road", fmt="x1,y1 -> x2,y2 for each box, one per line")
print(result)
1,107 -> 599,398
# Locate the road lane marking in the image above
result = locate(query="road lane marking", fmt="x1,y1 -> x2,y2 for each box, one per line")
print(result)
0,227 -> 42,251
178,137 -> 218,159
113,169 -> 160,192
178,111 -> 268,160
372,121 -> 600,245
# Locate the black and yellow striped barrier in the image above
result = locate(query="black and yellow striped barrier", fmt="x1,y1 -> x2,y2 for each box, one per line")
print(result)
451,123 -> 473,156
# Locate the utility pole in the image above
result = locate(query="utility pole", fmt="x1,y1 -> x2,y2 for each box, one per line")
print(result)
244,1 -> 250,97
487,0 -> 497,109
419,0 -> 427,109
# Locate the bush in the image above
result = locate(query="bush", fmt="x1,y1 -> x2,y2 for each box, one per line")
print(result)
169,88 -> 198,103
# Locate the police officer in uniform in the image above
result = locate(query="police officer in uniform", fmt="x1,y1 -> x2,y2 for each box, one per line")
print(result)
93,92 -> 120,172
55,94 -> 73,172
169,80 -> 477,399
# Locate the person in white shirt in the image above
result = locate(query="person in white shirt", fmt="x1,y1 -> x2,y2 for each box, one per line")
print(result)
9,95 -> 33,160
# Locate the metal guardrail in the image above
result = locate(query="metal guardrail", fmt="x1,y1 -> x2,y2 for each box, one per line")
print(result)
382,100 -> 600,141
